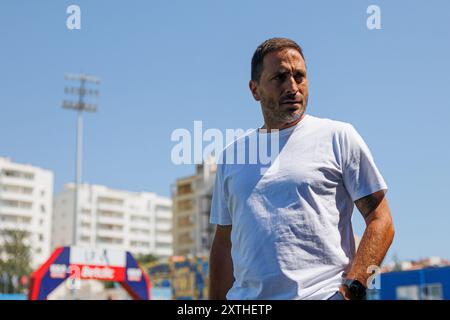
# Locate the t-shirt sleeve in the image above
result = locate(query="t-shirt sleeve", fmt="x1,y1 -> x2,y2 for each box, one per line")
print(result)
210,162 -> 232,225
340,124 -> 388,201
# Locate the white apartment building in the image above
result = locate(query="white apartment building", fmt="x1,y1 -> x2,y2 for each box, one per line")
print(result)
0,157 -> 53,268
52,184 -> 173,260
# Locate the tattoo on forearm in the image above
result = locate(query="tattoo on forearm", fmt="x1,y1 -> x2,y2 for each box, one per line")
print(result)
355,191 -> 384,219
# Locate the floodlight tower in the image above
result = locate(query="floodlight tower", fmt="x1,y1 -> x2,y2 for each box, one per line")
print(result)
62,74 -> 100,246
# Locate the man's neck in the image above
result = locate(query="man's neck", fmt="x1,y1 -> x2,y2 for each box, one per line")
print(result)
261,114 -> 306,132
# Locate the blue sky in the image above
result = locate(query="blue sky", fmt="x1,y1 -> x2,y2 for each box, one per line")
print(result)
1,1 -> 449,263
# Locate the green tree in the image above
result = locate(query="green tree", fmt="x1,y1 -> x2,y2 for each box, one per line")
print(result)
0,230 -> 32,294
135,253 -> 159,265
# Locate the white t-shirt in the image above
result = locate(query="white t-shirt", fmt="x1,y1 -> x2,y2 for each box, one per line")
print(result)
209,114 -> 388,300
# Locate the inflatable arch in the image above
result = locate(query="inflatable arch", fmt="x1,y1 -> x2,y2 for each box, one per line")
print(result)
28,246 -> 151,300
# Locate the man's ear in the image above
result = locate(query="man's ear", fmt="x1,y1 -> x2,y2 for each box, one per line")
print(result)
249,80 -> 261,101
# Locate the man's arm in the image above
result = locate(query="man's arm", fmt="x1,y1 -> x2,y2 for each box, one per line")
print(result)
340,189 -> 395,299
209,225 -> 234,300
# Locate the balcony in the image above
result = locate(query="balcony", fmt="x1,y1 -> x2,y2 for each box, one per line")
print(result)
0,222 -> 32,233
96,228 -> 124,239
97,195 -> 124,204
156,234 -> 173,243
96,215 -> 124,226
128,233 -> 151,242
0,206 -> 34,218
176,239 -> 195,249
78,228 -> 92,238
79,215 -> 92,224
129,241 -> 150,249
96,202 -> 124,213
155,223 -> 172,232
0,176 -> 35,188
177,233 -> 195,246
129,216 -> 150,225
155,247 -> 173,256
95,240 -> 124,249
156,211 -> 172,220
176,214 -> 195,230
175,223 -> 196,233
0,190 -> 34,203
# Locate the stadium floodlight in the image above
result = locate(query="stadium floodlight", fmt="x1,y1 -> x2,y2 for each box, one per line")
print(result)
62,73 -> 100,246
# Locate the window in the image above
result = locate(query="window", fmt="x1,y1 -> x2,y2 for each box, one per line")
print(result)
422,283 -> 443,300
0,215 -> 32,224
130,215 -> 149,223
0,199 -> 32,209
81,222 -> 91,228
97,223 -> 122,231
130,240 -> 149,248
1,185 -> 33,194
178,232 -> 194,244
177,199 -> 194,211
21,216 -> 31,223
0,215 -> 18,223
397,283 -> 444,300
97,237 -> 123,245
396,285 -> 420,300
129,228 -> 150,235
98,210 -> 123,219
178,216 -> 193,227
98,197 -> 124,206
177,183 -> 193,195
3,170 -> 34,180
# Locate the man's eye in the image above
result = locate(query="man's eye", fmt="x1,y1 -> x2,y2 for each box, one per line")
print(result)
294,73 -> 304,82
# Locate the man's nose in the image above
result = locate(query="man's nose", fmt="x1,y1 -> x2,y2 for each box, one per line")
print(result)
284,76 -> 298,94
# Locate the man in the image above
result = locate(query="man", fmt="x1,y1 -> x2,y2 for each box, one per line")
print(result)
209,38 -> 394,300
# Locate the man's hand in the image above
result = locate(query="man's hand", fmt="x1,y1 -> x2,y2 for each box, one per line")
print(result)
338,285 -> 351,300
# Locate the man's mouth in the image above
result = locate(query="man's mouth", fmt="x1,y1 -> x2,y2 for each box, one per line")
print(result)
281,100 -> 302,105
281,100 -> 302,111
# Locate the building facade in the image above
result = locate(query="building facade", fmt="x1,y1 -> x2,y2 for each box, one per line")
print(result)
371,266 -> 450,300
0,157 -> 53,268
172,158 -> 216,257
52,184 -> 173,260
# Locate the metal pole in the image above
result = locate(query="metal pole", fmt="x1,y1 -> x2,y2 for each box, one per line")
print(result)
72,77 -> 85,246
72,110 -> 83,246
63,74 -> 98,249
72,82 -> 84,301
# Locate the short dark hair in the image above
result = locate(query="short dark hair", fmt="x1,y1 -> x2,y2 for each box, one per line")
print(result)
251,37 -> 305,82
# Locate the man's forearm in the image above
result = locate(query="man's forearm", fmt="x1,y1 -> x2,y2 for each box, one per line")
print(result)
345,216 -> 394,286
209,243 -> 234,299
